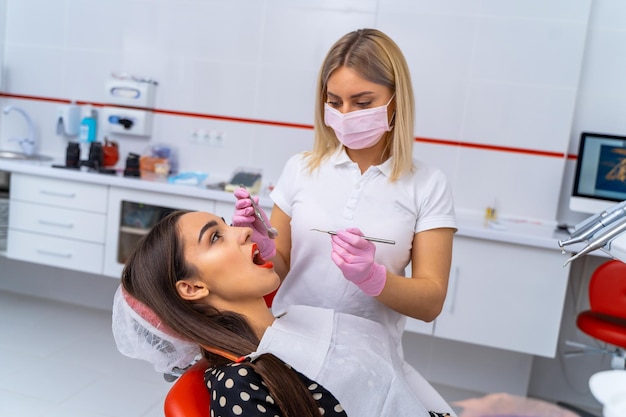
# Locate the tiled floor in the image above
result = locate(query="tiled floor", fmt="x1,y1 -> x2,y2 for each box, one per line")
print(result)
0,290 -> 171,417
0,289 -> 597,417
0,288 -> 480,417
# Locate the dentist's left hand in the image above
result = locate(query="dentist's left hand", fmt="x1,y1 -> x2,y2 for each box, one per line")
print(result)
330,228 -> 387,296
232,188 -> 276,259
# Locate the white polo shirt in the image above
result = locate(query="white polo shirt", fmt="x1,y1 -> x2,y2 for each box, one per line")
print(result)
270,148 -> 456,344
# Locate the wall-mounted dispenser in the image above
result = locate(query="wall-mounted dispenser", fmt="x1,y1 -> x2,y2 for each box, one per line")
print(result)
103,74 -> 157,137
56,102 -> 81,137
102,106 -> 153,136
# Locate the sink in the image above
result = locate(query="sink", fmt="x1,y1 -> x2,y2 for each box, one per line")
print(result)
0,150 -> 53,161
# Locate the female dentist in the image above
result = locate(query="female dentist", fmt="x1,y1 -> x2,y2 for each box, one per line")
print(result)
233,28 -> 457,414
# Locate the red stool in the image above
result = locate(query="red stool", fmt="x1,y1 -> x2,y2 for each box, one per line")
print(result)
569,260 -> 626,369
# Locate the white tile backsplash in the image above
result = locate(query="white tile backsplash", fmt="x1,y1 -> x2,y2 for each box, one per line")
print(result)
65,50 -> 124,102
452,147 -> 565,219
5,0 -> 66,46
270,0 -> 378,13
3,45 -> 66,97
471,18 -> 587,87
254,66 -> 318,123
162,60 -> 260,117
378,13 -> 477,79
577,28 -> 626,94
378,0 -> 482,16
247,124 -> 315,186
261,7 -> 376,69
2,0 -> 621,226
157,2 -> 265,62
478,0 -> 592,21
66,1 -> 132,51
414,77 -> 468,141
592,0 -> 626,29
461,80 -> 577,152
413,141 -> 461,193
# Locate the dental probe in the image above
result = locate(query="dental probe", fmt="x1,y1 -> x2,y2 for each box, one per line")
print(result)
563,216 -> 626,266
558,204 -> 626,248
311,229 -> 396,245
247,194 -> 278,239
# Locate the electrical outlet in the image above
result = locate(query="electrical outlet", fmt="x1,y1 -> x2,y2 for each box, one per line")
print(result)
190,128 -> 209,144
208,130 -> 224,147
190,129 -> 225,146
189,129 -> 200,143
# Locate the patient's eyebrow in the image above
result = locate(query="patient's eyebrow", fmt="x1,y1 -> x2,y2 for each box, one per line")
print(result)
198,220 -> 218,243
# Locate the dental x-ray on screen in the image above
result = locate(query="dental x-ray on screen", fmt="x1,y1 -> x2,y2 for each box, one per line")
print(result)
570,132 -> 626,214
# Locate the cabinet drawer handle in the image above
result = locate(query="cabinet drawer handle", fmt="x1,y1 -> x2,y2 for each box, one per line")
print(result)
36,249 -> 72,258
39,189 -> 76,199
38,219 -> 75,229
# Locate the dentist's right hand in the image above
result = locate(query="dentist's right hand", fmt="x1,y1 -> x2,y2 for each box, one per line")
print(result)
232,187 -> 276,259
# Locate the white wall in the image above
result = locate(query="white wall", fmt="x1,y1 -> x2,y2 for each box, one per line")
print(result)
0,0 -> 596,222
0,0 -> 5,92
557,0 -> 626,225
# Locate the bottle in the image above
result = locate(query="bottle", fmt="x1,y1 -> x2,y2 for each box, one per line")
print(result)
65,142 -> 81,167
79,105 -> 97,143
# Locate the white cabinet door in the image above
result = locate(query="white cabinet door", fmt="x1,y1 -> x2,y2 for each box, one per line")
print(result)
433,236 -> 569,357
8,230 -> 104,274
9,200 -> 106,243
7,174 -> 108,273
11,173 -> 108,212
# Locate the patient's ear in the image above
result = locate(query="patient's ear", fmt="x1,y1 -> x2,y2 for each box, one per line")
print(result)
176,279 -> 209,301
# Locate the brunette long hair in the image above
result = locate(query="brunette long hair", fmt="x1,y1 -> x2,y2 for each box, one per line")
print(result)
121,210 -> 323,417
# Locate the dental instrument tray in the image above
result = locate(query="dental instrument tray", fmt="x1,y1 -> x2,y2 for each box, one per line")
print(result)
223,168 -> 262,194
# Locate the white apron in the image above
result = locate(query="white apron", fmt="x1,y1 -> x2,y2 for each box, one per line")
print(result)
254,305 -> 433,417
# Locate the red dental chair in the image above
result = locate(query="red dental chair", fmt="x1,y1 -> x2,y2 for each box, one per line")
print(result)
163,291 -> 277,417
164,358 -> 211,417
572,260 -> 626,369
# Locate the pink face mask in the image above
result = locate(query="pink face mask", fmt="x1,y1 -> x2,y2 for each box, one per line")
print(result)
324,95 -> 395,150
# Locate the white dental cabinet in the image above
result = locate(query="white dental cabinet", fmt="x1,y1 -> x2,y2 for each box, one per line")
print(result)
0,161 -> 583,397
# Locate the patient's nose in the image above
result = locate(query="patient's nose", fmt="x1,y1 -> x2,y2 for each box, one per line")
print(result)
235,225 -> 253,244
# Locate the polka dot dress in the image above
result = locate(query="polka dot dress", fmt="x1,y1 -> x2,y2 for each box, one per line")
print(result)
205,362 -> 453,417
205,362 -> 347,417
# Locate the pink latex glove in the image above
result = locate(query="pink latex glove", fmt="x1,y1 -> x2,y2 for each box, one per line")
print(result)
330,228 -> 387,296
232,188 -> 276,259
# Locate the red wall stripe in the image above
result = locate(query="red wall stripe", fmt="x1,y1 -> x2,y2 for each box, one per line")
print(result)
1,92 -> 576,160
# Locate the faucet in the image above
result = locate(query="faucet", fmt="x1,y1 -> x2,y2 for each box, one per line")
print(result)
3,105 -> 37,156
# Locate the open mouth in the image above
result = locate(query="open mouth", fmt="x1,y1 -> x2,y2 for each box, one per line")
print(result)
252,243 -> 273,269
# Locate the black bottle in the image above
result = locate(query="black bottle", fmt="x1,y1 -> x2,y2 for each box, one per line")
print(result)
65,142 -> 81,167
124,153 -> 141,177
88,141 -> 104,169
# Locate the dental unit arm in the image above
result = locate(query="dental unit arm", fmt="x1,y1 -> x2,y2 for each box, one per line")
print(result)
560,199 -> 626,266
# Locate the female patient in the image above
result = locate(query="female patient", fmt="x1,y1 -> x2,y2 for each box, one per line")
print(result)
113,210 -> 452,417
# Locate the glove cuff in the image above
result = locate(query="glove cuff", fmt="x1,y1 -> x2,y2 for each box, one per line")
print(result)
360,263 -> 387,297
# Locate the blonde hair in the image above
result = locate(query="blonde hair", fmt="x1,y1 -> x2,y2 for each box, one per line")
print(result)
306,28 -> 415,181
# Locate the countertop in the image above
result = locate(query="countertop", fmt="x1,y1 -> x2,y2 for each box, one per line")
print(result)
0,157 -> 271,206
0,158 -> 582,255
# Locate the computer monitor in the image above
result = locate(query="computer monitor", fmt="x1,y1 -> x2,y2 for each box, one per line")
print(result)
570,132 -> 626,214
